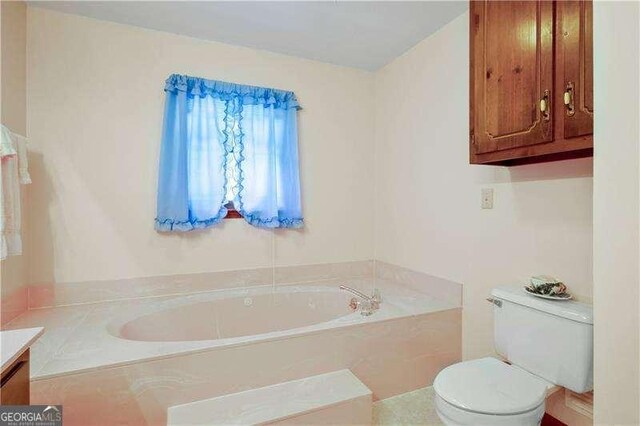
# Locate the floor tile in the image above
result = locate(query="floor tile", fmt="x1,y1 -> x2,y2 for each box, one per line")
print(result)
373,386 -> 443,425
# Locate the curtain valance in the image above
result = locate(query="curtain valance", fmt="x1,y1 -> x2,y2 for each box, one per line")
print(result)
164,74 -> 301,109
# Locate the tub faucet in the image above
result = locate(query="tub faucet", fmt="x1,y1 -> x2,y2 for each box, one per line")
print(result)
339,285 -> 382,316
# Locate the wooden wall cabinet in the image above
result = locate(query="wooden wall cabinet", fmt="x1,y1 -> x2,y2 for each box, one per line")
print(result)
470,0 -> 593,166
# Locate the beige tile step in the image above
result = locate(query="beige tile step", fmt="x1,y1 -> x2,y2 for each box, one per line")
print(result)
167,369 -> 372,425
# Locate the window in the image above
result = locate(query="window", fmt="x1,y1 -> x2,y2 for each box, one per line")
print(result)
155,74 -> 303,231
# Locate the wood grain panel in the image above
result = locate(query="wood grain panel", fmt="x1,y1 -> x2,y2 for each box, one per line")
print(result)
470,0 -> 594,165
0,350 -> 30,405
471,1 -> 554,155
559,0 -> 594,138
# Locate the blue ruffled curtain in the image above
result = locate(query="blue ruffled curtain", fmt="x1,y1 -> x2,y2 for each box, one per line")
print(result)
155,74 -> 303,231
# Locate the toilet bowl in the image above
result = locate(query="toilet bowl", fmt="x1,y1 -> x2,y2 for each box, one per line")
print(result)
433,358 -> 550,426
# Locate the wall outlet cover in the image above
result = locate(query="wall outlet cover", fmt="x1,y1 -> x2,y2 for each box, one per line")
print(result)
481,188 -> 494,209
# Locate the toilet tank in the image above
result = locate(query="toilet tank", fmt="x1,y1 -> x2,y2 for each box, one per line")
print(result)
491,286 -> 593,393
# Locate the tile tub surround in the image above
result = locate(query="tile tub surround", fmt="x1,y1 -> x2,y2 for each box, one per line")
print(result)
375,261 -> 463,307
25,259 -> 465,310
27,260 -> 374,309
5,280 -> 461,425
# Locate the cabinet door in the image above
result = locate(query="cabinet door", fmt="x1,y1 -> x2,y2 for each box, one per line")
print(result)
470,1 -> 554,154
0,351 -> 30,405
559,0 -> 593,138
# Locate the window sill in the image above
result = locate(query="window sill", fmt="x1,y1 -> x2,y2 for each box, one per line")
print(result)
225,209 -> 243,219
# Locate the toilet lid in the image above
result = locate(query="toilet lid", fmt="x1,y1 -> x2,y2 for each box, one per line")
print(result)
433,357 -> 549,415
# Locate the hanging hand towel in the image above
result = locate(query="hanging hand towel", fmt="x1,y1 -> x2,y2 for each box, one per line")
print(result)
11,132 -> 31,185
0,124 -> 30,260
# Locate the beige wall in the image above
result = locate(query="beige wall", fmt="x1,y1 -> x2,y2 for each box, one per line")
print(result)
26,7 -> 375,285
593,1 -> 640,424
1,1 -> 28,306
374,12 -> 593,360
1,1 -> 26,134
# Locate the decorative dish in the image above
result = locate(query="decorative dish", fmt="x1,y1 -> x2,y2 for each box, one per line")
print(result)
523,286 -> 573,300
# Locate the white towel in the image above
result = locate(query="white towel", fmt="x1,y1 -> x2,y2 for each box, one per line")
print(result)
12,132 -> 31,185
0,124 -> 30,260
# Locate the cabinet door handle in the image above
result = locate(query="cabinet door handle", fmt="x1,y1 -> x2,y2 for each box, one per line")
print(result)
564,82 -> 575,117
540,90 -> 551,121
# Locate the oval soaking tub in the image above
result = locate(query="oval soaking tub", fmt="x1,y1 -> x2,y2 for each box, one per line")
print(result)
116,288 -> 355,342
28,281 -> 461,426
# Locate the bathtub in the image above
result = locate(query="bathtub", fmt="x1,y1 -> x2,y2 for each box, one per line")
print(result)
115,287 -> 355,342
12,280 -> 462,425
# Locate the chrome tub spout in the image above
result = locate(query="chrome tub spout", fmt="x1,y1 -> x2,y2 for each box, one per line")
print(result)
339,285 -> 382,316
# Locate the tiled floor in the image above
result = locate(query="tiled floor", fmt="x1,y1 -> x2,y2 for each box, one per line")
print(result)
373,386 -> 443,425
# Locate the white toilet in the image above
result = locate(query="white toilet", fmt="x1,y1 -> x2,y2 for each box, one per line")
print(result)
433,286 -> 593,425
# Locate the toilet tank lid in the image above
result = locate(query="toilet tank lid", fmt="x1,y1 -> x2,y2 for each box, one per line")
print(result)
491,286 -> 593,324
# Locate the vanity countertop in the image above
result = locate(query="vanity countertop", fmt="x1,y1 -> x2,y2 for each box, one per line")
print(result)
1,327 -> 44,372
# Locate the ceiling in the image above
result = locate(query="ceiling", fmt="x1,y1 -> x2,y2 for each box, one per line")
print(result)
29,1 -> 468,71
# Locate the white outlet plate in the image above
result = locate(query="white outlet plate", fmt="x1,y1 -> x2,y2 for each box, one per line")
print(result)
481,188 -> 494,209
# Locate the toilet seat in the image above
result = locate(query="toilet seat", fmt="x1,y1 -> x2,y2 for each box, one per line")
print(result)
435,394 -> 546,426
433,357 -> 551,425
